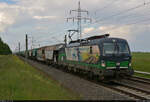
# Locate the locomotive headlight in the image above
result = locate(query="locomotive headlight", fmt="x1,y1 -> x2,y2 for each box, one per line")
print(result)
129,63 -> 132,67
116,62 -> 120,66
101,61 -> 106,67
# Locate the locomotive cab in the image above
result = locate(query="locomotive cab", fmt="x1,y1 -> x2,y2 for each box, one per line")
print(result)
59,34 -> 134,80
99,38 -> 134,78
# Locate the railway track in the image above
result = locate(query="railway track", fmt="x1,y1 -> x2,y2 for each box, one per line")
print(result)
20,56 -> 150,100
102,75 -> 150,100
98,82 -> 149,100
127,76 -> 150,85
110,80 -> 150,100
56,65 -> 150,100
58,66 -> 150,100
83,77 -> 150,100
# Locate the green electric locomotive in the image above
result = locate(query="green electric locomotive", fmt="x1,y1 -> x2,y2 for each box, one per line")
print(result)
58,34 -> 134,79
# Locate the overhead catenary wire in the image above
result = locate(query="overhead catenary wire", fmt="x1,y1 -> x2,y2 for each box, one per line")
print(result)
93,0 -> 120,18
96,3 -> 150,25
34,32 -> 65,44
92,11 -> 150,27
33,29 -> 67,42
83,17 -> 150,37
95,1 -> 150,23
82,1 -> 150,28
33,35 -> 64,47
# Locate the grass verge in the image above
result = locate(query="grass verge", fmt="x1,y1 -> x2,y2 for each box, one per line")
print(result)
134,73 -> 150,79
0,55 -> 80,100
132,52 -> 150,79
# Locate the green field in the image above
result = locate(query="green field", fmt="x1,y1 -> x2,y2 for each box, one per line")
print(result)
0,55 -> 79,100
132,52 -> 150,78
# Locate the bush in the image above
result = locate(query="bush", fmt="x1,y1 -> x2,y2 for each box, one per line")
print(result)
0,37 -> 12,55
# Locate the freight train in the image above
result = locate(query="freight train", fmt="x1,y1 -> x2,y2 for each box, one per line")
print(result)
17,34 -> 134,80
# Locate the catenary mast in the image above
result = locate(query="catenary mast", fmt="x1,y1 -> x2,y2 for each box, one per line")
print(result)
67,1 -> 92,43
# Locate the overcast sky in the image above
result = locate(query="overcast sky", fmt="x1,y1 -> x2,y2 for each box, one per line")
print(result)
0,0 -> 150,52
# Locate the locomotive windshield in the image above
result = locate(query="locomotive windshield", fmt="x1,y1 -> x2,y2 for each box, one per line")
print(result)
103,42 -> 130,56
103,43 -> 117,55
117,43 -> 130,54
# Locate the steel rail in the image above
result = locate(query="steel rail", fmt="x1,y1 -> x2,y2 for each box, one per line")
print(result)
98,83 -> 147,100
111,80 -> 150,99
126,76 -> 150,85
132,76 -> 150,81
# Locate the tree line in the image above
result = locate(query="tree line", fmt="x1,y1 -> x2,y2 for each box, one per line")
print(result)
0,37 -> 12,55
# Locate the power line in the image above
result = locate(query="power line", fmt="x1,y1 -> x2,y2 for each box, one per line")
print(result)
93,0 -> 120,18
94,1 -> 150,24
92,12 -> 150,26
83,17 -> 150,36
82,1 -> 150,28
34,32 -> 65,43
34,35 -> 64,45
33,31 -> 65,42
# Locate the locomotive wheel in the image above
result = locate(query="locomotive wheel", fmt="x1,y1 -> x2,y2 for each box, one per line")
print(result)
73,67 -> 77,73
68,66 -> 71,72
99,76 -> 104,81
64,65 -> 68,71
88,72 -> 94,80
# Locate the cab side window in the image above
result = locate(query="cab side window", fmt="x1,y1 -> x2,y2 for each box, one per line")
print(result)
42,49 -> 45,54
90,46 -> 92,54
